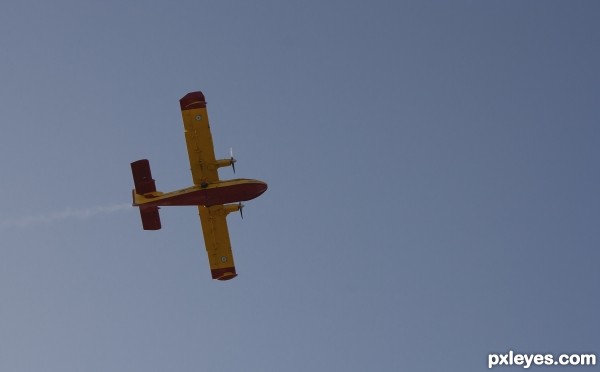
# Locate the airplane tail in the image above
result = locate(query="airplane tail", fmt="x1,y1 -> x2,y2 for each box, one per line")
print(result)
131,159 -> 162,230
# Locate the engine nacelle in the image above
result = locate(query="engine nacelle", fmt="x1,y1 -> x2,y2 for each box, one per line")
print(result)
215,158 -> 235,170
223,202 -> 244,218
216,148 -> 237,173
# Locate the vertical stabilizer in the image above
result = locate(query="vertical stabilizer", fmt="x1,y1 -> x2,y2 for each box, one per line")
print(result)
131,159 -> 157,194
139,206 -> 161,230
131,159 -> 162,230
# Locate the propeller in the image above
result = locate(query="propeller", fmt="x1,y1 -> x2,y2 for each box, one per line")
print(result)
229,147 -> 237,174
238,202 -> 245,219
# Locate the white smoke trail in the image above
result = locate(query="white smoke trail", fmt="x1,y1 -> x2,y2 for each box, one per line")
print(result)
0,203 -> 132,229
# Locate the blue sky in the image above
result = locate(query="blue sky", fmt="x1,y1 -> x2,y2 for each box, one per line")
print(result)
1,1 -> 599,371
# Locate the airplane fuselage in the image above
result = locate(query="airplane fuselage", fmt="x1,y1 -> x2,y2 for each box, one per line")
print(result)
133,178 -> 267,208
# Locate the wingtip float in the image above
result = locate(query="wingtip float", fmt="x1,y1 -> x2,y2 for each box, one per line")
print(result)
130,91 -> 268,281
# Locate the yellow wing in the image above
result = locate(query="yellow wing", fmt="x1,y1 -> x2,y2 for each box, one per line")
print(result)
180,92 -> 219,185
198,205 -> 237,280
180,92 -> 237,280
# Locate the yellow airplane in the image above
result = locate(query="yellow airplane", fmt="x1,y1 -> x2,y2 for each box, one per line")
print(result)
130,91 -> 268,281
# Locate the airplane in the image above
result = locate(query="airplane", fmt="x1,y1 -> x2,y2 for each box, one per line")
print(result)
130,91 -> 268,281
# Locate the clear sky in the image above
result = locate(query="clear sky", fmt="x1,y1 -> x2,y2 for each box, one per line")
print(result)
1,1 -> 599,371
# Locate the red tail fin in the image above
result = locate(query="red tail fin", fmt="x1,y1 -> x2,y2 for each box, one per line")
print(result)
131,159 -> 157,195
131,159 -> 161,230
139,206 -> 161,230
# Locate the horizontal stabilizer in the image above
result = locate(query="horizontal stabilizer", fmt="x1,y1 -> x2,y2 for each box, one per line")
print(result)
131,159 -> 157,195
139,206 -> 161,230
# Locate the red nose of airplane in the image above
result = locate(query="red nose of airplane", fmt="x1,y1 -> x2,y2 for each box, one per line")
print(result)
253,181 -> 268,198
229,180 -> 267,204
